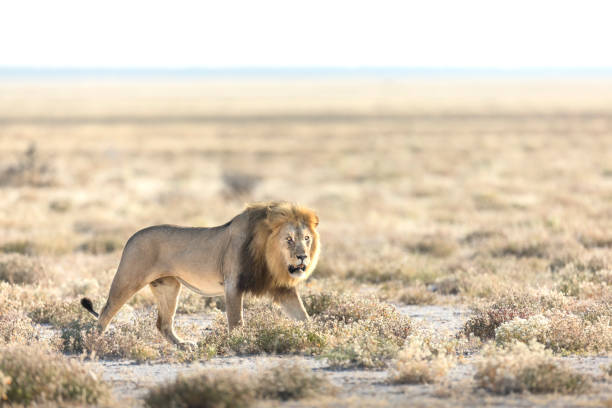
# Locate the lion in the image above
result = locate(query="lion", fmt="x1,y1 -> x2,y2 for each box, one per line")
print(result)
80,201 -> 320,348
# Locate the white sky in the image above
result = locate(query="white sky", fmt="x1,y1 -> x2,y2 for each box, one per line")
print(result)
1,0 -> 611,68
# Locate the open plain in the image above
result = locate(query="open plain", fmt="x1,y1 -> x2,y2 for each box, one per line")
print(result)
0,76 -> 611,407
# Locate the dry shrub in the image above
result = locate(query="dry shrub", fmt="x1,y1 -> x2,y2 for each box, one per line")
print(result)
145,369 -> 255,408
475,341 -> 591,395
463,292 -> 568,339
407,234 -> 458,258
0,253 -> 47,284
342,254 -> 442,285
199,292 -> 411,369
578,232 -> 612,249
0,345 -> 109,405
471,293 -> 612,353
0,143 -> 56,187
489,239 -> 549,259
323,332 -> 400,369
495,314 -> 550,346
0,240 -> 39,256
256,362 -> 336,401
145,362 -> 333,408
387,336 -> 455,384
543,312 -> 612,353
0,310 -> 40,345
556,263 -> 611,298
221,169 -> 261,198
397,283 -> 437,305
309,292 -> 411,369
303,291 -> 405,323
201,307 -> 326,356
61,308 -> 174,362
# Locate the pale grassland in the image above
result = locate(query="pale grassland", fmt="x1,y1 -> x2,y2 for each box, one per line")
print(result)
0,77 -> 611,406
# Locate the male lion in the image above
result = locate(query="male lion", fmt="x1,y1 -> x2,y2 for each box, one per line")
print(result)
80,201 -> 320,348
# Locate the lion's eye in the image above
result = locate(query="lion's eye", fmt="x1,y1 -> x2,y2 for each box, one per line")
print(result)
286,237 -> 294,243
304,236 -> 310,241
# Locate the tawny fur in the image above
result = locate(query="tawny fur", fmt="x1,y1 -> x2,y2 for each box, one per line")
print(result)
81,201 -> 320,347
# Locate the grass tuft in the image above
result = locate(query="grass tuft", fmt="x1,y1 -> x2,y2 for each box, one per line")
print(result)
0,253 -> 48,284
0,345 -> 109,405
475,341 -> 591,395
387,335 -> 455,384
145,362 -> 333,408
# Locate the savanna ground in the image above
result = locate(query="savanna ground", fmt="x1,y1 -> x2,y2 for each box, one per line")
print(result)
0,76 -> 611,407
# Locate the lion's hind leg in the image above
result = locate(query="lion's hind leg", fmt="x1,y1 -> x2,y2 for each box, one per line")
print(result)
150,277 -> 194,349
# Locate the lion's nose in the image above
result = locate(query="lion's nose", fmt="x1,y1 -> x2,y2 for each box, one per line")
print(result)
296,255 -> 307,263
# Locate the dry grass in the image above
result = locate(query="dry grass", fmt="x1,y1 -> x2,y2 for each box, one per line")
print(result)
199,292 -> 411,369
1,77 -> 612,404
475,341 -> 592,395
387,335 -> 455,384
0,253 -> 48,284
464,291 -> 612,354
0,345 -> 110,405
144,362 -> 334,408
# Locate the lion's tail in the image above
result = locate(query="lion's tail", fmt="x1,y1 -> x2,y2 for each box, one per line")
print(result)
80,297 -> 99,318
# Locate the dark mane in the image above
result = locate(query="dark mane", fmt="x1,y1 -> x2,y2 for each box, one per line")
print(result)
237,205 -> 275,295
237,201 -> 319,298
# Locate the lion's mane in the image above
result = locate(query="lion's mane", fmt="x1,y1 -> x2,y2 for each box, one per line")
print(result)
238,201 -> 319,299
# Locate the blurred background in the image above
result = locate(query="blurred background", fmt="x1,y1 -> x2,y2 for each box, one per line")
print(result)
1,0 -> 612,300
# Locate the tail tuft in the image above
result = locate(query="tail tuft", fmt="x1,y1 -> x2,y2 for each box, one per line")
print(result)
81,297 -> 99,318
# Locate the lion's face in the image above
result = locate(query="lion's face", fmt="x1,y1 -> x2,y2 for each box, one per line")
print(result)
277,223 -> 315,278
248,202 -> 320,288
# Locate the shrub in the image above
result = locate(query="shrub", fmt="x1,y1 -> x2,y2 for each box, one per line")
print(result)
256,362 -> 336,401
556,263 -> 611,298
145,369 -> 255,408
29,298 -> 92,327
221,170 -> 261,198
61,309 -> 173,362
199,292 -> 411,370
464,292 -> 567,339
0,310 -> 40,345
495,314 -> 551,346
145,362 -> 333,408
543,312 -> 612,354
407,234 -> 457,258
489,239 -> 549,259
0,345 -> 109,405
397,283 -> 437,305
475,341 -> 591,395
201,307 -> 327,356
0,143 -> 56,187
481,297 -> 612,353
0,241 -> 39,256
324,334 -> 400,369
0,253 -> 47,284
387,336 -> 455,384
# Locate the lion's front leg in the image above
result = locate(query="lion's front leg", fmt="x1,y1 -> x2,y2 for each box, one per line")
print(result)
224,284 -> 244,331
277,287 -> 309,321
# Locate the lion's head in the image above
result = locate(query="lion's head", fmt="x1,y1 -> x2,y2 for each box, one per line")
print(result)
238,201 -> 320,295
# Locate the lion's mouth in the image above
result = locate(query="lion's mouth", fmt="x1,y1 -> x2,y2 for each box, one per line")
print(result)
288,264 -> 306,275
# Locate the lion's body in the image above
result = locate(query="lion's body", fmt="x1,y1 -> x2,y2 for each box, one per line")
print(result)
81,202 -> 320,347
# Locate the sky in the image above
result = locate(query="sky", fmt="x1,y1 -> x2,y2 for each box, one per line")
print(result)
1,0 -> 611,69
